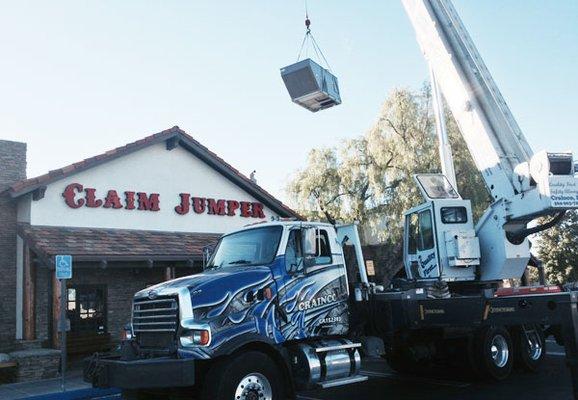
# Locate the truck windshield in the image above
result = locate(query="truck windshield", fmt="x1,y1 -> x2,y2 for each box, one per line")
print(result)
206,226 -> 283,269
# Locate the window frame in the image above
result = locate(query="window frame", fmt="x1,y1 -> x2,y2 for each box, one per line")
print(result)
285,228 -> 304,274
66,284 -> 107,334
417,210 -> 435,251
207,225 -> 284,269
407,213 -> 419,255
440,206 -> 468,224
312,229 -> 333,266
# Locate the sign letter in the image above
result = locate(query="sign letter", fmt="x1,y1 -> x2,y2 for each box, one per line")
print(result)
62,183 -> 85,209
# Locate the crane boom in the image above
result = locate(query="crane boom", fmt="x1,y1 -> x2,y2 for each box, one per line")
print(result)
402,0 -> 535,201
400,0 -> 578,281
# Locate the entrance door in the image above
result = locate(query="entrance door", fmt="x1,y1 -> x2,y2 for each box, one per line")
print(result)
66,285 -> 110,356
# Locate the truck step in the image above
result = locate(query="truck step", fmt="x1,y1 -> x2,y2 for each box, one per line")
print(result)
314,342 -> 362,353
317,375 -> 368,389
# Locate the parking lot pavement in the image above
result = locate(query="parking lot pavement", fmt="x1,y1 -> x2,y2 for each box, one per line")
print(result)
80,341 -> 572,400
300,341 -> 572,400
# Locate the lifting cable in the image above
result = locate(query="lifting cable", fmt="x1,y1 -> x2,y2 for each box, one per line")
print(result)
296,2 -> 333,72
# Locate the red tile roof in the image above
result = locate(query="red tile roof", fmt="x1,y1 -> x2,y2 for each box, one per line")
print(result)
18,223 -> 221,264
7,126 -> 300,219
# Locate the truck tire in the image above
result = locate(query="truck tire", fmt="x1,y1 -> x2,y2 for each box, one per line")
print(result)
201,351 -> 286,400
513,325 -> 545,372
469,326 -> 513,381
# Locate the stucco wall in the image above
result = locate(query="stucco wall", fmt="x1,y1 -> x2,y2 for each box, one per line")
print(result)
28,142 -> 279,233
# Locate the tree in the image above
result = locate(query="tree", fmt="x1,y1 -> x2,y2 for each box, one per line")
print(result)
537,210 -> 578,284
286,85 -> 490,245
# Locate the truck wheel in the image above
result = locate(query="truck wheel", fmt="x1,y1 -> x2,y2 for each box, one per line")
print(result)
513,325 -> 545,372
201,351 -> 285,400
470,326 -> 513,381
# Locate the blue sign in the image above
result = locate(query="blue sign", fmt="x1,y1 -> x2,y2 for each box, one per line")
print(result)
55,255 -> 72,280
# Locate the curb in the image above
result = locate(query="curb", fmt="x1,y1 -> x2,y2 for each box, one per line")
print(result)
24,387 -> 120,400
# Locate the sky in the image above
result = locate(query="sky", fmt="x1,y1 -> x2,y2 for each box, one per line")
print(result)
0,1 -> 576,204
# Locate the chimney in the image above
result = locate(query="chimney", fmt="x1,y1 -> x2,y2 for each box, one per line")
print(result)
0,140 -> 27,191
0,139 -> 26,348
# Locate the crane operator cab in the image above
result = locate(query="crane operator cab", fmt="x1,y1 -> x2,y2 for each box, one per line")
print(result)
403,174 -> 480,283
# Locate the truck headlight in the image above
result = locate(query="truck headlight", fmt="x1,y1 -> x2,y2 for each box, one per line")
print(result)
180,329 -> 211,347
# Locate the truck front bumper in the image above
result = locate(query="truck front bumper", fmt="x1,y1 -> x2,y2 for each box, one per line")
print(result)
84,353 -> 196,389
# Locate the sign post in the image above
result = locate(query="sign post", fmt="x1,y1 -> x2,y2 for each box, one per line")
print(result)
55,255 -> 72,392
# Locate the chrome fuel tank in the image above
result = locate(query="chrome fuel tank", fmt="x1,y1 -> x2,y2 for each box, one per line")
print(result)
290,339 -> 362,389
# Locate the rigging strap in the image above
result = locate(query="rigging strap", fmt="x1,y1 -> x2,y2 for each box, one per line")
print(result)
296,13 -> 333,72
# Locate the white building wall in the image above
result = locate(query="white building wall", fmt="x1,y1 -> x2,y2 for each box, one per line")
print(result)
27,143 -> 279,234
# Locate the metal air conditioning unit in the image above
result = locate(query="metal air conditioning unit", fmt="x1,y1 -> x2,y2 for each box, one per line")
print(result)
280,58 -> 341,112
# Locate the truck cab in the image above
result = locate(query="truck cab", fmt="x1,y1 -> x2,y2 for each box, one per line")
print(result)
86,221 -> 367,399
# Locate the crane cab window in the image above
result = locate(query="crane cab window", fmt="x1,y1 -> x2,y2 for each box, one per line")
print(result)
415,174 -> 459,199
408,213 -> 419,254
419,210 -> 434,250
441,207 -> 468,224
407,210 -> 435,254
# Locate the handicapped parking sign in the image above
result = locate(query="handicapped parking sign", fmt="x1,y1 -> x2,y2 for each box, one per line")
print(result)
55,255 -> 72,280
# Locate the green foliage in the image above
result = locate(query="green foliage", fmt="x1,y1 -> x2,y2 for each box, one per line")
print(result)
537,211 -> 578,284
286,85 -> 490,244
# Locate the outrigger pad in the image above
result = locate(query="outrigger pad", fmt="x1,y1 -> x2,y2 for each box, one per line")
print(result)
280,58 -> 341,112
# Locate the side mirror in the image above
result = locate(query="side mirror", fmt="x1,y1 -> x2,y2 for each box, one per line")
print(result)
202,245 -> 214,269
302,227 -> 318,257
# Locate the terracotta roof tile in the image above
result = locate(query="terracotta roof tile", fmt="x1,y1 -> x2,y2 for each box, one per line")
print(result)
18,223 -> 221,263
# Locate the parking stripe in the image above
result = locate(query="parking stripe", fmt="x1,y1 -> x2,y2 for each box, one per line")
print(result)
297,395 -> 323,400
547,351 -> 566,357
361,370 -> 471,388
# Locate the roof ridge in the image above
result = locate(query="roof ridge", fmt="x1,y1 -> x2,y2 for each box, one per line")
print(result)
8,127 -> 300,219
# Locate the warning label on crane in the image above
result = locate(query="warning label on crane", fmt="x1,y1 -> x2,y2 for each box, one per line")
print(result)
549,176 -> 578,208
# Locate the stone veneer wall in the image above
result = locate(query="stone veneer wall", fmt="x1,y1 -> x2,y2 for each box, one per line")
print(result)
66,266 -> 165,343
0,140 -> 26,350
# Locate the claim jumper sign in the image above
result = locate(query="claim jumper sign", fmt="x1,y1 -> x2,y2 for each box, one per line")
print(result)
62,183 -> 266,218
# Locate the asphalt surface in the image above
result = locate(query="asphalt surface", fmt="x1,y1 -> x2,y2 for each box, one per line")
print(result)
300,339 -> 573,400
90,339 -> 573,400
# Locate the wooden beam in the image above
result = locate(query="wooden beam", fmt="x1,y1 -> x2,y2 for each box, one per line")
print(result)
31,186 -> 47,201
165,136 -> 179,151
164,267 -> 175,281
52,273 -> 61,349
23,246 -> 36,340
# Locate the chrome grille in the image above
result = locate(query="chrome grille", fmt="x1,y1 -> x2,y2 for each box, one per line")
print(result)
132,296 -> 178,334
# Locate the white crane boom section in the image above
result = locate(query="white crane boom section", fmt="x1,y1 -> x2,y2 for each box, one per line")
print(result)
401,0 -> 577,282
401,0 -> 534,201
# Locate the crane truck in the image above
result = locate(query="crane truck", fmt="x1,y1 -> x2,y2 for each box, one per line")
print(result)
84,0 -> 578,399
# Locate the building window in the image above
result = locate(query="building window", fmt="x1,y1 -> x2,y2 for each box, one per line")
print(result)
67,285 -> 106,334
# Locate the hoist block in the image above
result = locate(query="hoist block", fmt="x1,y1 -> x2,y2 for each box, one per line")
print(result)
280,58 -> 341,112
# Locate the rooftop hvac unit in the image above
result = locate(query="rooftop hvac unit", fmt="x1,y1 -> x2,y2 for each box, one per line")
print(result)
280,58 -> 341,113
